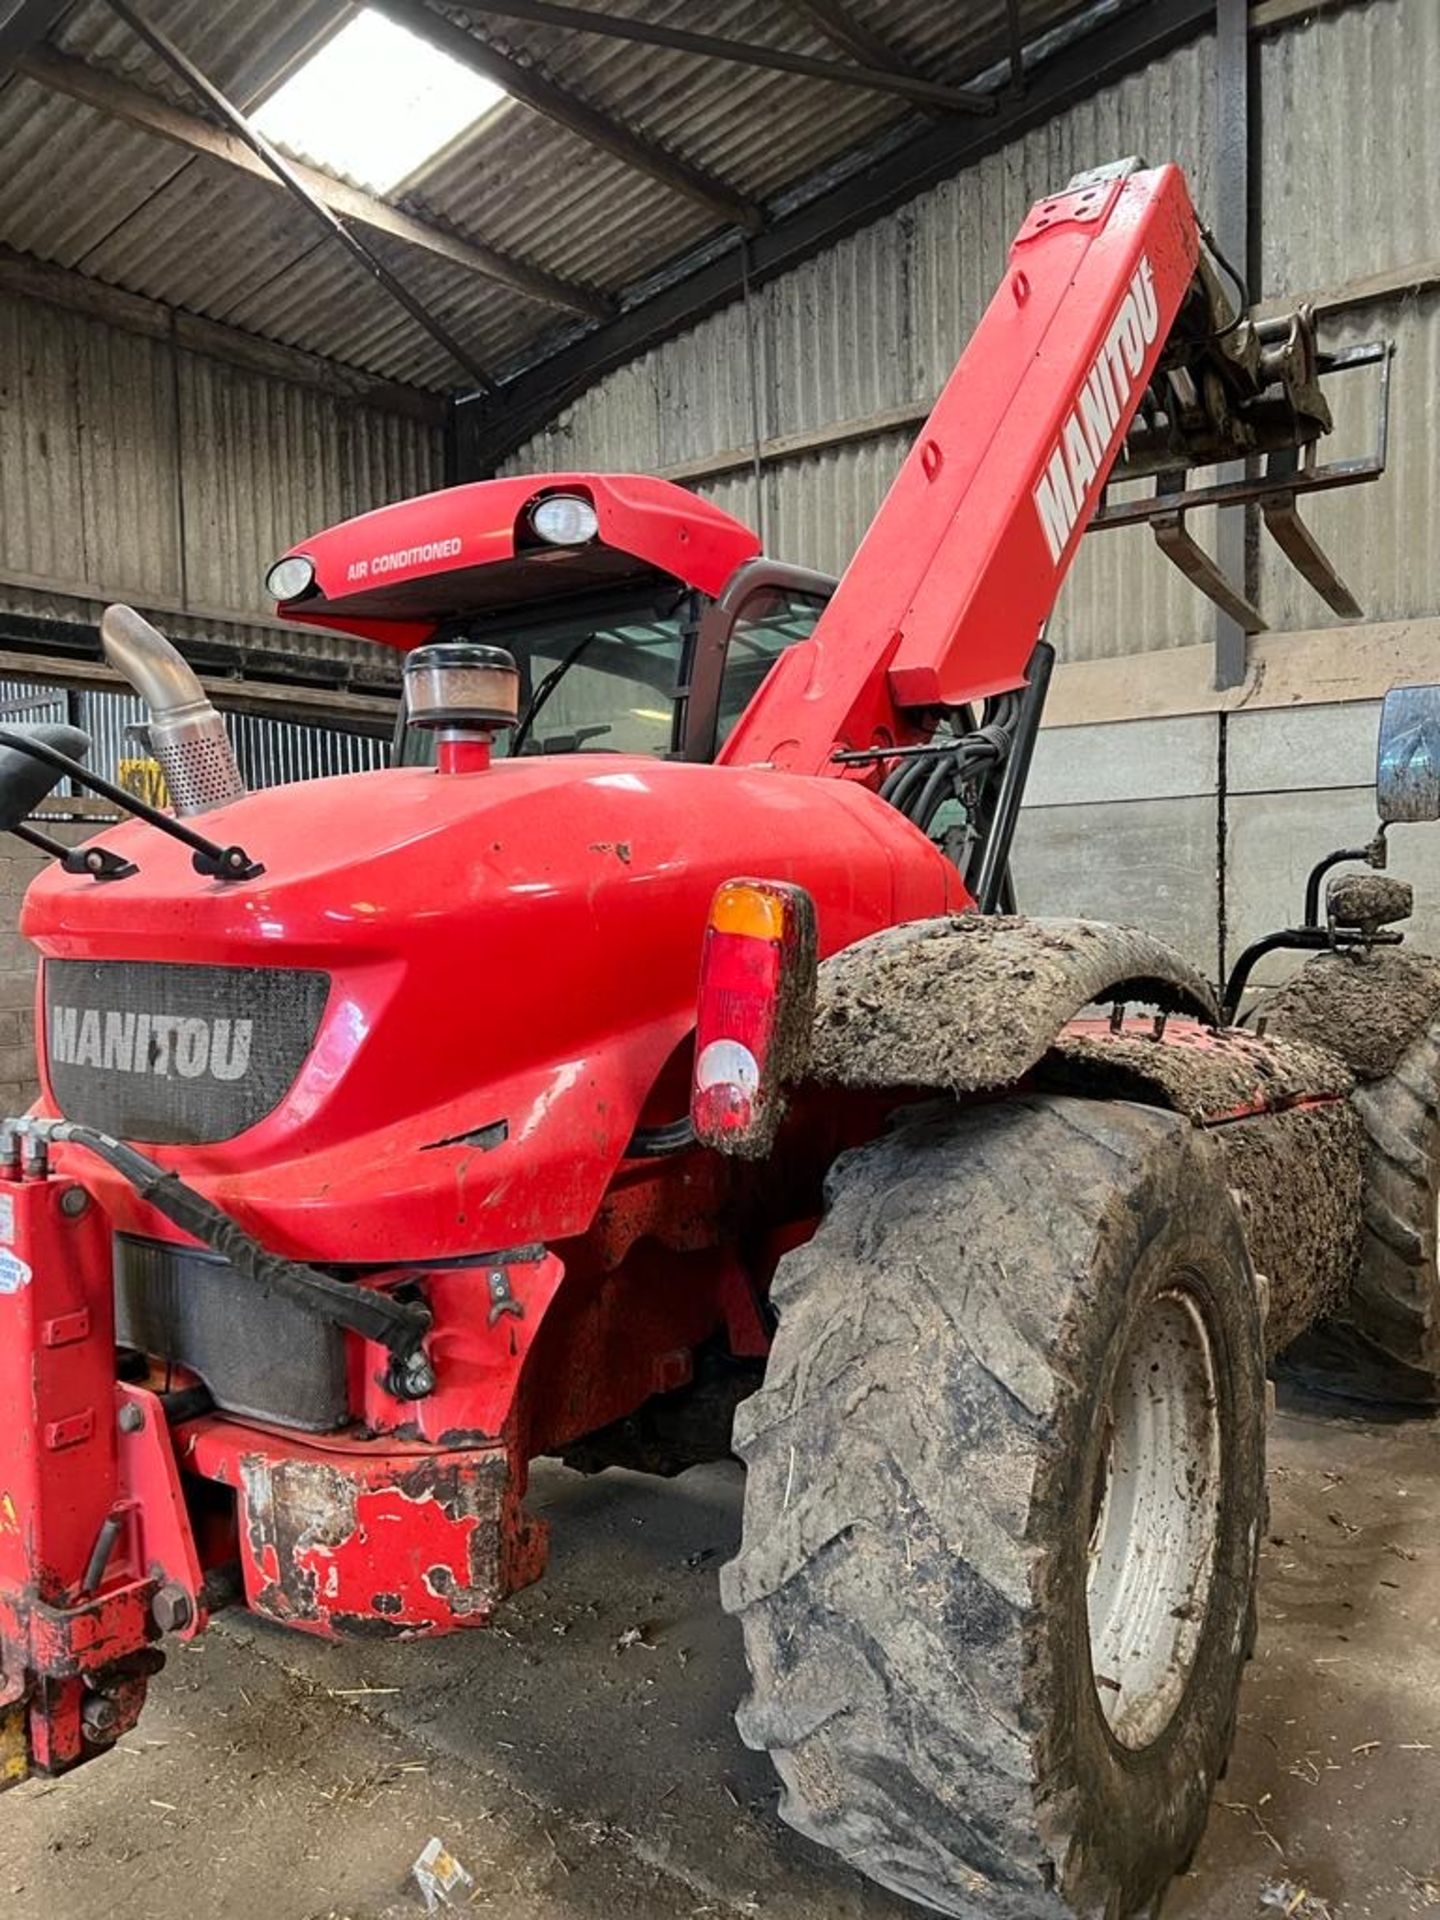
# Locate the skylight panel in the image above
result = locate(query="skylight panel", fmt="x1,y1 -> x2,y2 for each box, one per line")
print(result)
252,7 -> 504,195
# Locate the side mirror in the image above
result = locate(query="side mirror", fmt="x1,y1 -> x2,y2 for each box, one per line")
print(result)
1377,684 -> 1440,823
0,724 -> 90,833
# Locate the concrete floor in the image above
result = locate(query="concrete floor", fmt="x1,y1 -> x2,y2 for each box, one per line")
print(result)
4,1393 -> 1440,1920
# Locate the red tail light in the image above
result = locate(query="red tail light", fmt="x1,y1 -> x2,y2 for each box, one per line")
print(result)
691,879 -> 817,1157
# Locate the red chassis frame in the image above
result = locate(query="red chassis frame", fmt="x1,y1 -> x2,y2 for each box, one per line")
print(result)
4,165 -> 1234,1780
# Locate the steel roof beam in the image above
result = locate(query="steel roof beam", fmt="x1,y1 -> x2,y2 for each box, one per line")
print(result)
0,0 -> 72,78
0,636 -> 400,728
371,0 -> 764,234
787,0 -> 958,114
19,42 -> 611,324
108,0 -> 500,391
1005,0 -> 1025,91
454,1 -> 995,114
455,0 -> 1217,474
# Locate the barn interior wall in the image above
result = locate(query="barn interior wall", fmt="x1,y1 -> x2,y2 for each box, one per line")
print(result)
0,282 -> 443,676
1016,689 -> 1440,995
0,287 -> 440,1104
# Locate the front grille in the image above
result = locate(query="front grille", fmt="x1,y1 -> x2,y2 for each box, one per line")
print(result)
44,960 -> 330,1144
116,1234 -> 348,1432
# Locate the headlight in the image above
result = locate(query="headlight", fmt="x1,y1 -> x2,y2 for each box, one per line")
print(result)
266,554 -> 316,600
529,495 -> 599,546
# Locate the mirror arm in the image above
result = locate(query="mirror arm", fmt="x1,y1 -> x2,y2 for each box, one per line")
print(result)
1224,920 -> 1402,1023
1302,828 -> 1387,928
0,727 -> 262,882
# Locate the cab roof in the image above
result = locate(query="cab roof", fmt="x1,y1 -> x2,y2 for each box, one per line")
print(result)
273,472 -> 761,652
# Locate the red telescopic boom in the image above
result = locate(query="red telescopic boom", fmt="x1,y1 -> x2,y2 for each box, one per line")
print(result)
718,163 -> 1201,777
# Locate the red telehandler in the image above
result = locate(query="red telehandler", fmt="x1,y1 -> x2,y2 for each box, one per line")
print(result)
1,159 -> 1436,1919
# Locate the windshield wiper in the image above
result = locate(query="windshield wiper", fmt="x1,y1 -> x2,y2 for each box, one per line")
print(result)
510,630 -> 603,756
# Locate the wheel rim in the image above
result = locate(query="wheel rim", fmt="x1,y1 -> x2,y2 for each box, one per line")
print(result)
1086,1285 -> 1223,1751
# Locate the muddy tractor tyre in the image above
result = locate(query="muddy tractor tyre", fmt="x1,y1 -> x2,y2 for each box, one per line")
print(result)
723,1096 -> 1267,1920
1286,1017 -> 1440,1404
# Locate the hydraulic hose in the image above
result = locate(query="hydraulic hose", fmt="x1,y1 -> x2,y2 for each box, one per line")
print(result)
33,1120 -> 432,1369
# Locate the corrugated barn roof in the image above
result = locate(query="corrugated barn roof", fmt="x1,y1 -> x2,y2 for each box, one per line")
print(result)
0,0 -> 1104,395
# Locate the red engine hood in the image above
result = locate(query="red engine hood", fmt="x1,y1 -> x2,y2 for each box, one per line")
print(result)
23,759 -> 960,1262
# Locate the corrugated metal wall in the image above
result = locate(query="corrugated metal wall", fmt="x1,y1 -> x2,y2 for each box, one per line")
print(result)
1256,0 -> 1440,632
0,676 -> 386,791
506,0 -> 1432,665
0,286 -> 443,672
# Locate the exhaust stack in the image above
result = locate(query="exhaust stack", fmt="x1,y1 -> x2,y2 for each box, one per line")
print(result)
100,605 -> 246,817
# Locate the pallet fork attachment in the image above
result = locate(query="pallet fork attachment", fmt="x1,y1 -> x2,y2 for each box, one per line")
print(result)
1092,339 -> 1390,631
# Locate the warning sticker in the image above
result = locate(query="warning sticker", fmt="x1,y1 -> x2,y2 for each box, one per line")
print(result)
0,1248 -> 31,1295
0,1195 -> 13,1244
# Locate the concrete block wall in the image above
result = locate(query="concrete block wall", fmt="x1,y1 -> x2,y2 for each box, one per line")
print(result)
1014,693 -> 1440,998
1013,713 -> 1222,975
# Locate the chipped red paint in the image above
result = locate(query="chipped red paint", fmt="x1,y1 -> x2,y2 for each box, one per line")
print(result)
182,1423 -> 544,1638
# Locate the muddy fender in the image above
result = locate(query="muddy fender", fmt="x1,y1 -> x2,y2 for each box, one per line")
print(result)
1267,946 -> 1440,1082
810,913 -> 1218,1095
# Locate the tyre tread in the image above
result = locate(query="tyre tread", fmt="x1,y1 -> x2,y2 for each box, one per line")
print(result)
725,1095 -> 1261,1919
1290,1021 -> 1440,1400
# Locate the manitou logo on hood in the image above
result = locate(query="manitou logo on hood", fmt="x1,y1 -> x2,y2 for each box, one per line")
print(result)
1032,255 -> 1160,564
49,1007 -> 252,1082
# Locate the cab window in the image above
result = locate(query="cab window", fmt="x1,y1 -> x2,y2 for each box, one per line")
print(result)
715,587 -> 828,749
397,585 -> 698,766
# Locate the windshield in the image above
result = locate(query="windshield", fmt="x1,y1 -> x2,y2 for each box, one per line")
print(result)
397,584 -> 698,767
